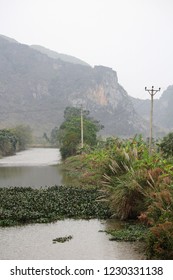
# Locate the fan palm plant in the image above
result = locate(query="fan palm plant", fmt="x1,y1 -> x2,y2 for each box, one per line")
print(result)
102,154 -> 148,220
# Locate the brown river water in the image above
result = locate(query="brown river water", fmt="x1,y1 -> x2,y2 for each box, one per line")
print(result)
0,148 -> 145,260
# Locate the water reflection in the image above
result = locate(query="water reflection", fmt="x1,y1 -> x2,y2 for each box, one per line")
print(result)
0,148 -> 63,188
0,148 -> 61,167
0,166 -> 63,188
0,219 -> 144,260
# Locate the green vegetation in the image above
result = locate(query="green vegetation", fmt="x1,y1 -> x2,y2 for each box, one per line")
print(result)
53,235 -> 73,243
159,132 -> 173,157
61,134 -> 173,259
0,186 -> 110,227
0,125 -> 32,157
56,107 -> 103,159
12,125 -> 33,151
107,224 -> 148,242
0,129 -> 17,157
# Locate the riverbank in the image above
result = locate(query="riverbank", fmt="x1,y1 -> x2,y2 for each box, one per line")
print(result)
61,153 -> 106,186
60,137 -> 173,260
60,154 -> 149,251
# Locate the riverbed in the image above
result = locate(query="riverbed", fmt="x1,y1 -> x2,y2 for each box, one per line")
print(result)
0,148 -> 145,259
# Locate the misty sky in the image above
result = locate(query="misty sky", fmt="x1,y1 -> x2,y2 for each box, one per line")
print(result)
0,0 -> 173,99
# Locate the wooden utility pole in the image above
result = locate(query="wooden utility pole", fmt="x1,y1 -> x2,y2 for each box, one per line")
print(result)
145,86 -> 161,155
80,104 -> 84,149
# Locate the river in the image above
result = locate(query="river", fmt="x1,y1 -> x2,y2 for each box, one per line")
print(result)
0,148 -> 144,260
0,148 -> 62,188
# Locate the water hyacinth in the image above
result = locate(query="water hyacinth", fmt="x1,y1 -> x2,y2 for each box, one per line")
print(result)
52,235 -> 73,243
0,185 -> 111,226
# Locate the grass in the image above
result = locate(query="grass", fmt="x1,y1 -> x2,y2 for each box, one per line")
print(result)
61,153 -> 107,186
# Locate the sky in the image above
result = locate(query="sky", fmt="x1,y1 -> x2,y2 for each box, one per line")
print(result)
0,0 -> 173,99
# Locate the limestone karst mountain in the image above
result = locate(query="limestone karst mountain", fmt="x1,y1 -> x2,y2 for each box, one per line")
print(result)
31,45 -> 90,66
0,34 -> 148,140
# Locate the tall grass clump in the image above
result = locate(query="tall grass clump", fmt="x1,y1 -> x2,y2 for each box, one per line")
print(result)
101,135 -> 173,259
102,136 -> 149,219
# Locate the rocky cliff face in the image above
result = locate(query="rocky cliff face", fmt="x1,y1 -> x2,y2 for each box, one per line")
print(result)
0,35 -> 148,140
68,65 -> 148,136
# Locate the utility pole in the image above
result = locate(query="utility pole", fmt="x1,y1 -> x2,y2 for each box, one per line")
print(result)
80,104 -> 84,149
145,86 -> 161,155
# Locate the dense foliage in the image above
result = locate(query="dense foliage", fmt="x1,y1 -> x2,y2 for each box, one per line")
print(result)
159,132 -> 173,157
0,129 -> 17,156
62,134 -> 173,259
0,186 -> 110,226
0,125 -> 32,157
56,107 -> 103,158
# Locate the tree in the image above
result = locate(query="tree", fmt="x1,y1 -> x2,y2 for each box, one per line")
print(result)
0,129 -> 17,156
57,107 -> 103,158
0,126 -> 32,157
12,125 -> 32,151
159,132 -> 173,157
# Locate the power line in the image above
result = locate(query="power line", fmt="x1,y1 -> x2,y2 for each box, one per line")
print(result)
145,86 -> 161,154
80,104 -> 84,149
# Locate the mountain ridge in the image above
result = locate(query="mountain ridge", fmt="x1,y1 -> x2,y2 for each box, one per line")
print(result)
0,34 -> 158,141
31,45 -> 90,66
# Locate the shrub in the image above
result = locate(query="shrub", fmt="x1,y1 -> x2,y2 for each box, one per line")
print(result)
103,161 -> 148,220
159,132 -> 173,158
146,222 -> 173,259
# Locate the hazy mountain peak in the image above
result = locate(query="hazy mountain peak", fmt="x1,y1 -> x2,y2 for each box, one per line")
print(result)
31,45 -> 90,66
0,34 -> 19,44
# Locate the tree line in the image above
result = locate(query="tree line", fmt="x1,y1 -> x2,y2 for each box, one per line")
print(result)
0,125 -> 32,157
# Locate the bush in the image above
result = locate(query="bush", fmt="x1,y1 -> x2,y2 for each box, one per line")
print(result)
0,129 -> 17,156
103,166 -> 148,220
146,222 -> 173,259
159,132 -> 173,158
138,178 -> 173,259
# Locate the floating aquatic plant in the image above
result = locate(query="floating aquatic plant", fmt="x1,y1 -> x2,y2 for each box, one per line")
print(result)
52,235 -> 73,243
0,185 -> 111,226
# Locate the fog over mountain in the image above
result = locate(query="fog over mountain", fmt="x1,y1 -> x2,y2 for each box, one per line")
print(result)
131,86 -> 173,135
0,35 -> 170,141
